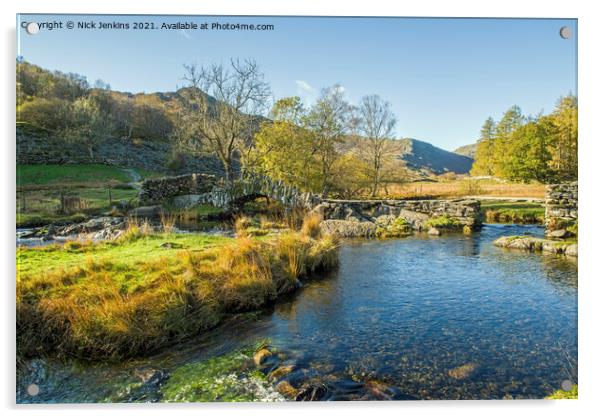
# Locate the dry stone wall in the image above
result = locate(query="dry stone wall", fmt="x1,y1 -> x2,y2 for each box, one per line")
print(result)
139,174 -> 218,204
545,182 -> 578,233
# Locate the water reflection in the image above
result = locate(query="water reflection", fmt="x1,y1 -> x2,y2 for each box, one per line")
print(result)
17,224 -> 577,401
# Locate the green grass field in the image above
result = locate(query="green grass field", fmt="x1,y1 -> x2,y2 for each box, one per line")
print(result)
17,233 -> 230,277
16,164 -> 164,227
481,201 -> 545,224
17,164 -> 132,187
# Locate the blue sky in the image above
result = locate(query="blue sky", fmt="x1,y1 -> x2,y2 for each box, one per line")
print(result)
17,15 -> 577,151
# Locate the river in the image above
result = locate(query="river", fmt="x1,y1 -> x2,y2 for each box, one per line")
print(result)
17,224 -> 577,402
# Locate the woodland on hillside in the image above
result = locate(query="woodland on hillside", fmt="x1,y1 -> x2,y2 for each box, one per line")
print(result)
17,59 -> 407,198
17,58 -> 577,201
470,97 -> 577,183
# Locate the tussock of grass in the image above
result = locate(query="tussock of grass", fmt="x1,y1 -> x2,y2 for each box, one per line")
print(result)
119,218 -> 153,242
425,215 -> 461,229
566,221 -> 578,237
376,218 -> 411,238
63,239 -> 94,251
160,212 -> 177,234
17,225 -> 338,360
300,212 -> 322,239
234,215 -> 254,237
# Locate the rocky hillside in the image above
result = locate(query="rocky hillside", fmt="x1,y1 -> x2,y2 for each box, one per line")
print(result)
16,123 -> 225,176
398,138 -> 474,175
453,143 -> 477,159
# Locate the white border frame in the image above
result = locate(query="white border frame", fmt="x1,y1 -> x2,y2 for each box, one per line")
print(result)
2,1 -> 600,418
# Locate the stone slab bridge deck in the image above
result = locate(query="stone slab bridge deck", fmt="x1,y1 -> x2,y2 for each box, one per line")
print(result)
138,172 -> 482,236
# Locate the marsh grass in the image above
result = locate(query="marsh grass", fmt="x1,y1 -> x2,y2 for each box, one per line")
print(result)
382,179 -> 546,199
17,216 -> 338,360
160,212 -> 177,233
300,212 -> 322,239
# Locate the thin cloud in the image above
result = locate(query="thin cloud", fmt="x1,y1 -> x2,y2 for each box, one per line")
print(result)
295,80 -> 317,104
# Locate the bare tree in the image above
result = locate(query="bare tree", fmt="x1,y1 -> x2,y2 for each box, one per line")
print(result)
180,59 -> 271,182
357,94 -> 397,196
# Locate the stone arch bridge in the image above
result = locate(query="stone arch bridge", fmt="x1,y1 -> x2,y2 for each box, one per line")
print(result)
139,172 -> 322,210
138,172 -> 482,235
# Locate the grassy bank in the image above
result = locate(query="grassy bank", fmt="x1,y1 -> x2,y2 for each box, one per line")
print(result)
481,201 -> 545,224
17,218 -> 338,360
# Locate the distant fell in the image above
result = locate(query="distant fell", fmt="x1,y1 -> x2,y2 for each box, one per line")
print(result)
453,143 -> 477,159
398,138 -> 474,175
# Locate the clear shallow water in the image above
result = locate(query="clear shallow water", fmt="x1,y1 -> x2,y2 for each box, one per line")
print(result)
17,224 -> 577,402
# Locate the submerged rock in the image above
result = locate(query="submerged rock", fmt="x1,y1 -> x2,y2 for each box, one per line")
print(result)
268,364 -> 295,382
134,368 -> 169,387
275,381 -> 297,398
253,348 -> 272,366
295,382 -> 328,401
365,379 -> 398,400
448,363 -> 478,380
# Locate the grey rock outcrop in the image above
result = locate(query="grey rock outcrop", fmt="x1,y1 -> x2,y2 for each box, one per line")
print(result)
494,236 -> 577,257
314,198 -> 481,238
320,220 -> 378,238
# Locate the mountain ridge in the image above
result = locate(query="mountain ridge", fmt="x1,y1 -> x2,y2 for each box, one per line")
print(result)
398,138 -> 474,175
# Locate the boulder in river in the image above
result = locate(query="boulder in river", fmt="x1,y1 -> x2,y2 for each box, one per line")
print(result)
548,229 -> 570,239
565,243 -> 578,257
